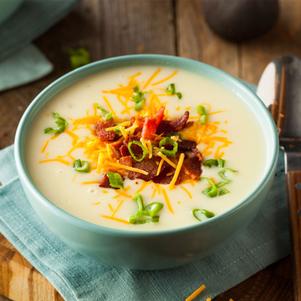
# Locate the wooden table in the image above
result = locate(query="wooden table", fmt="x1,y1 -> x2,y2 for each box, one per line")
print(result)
0,0 -> 300,300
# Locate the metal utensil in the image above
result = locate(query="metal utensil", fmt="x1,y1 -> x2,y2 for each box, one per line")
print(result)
257,55 -> 301,301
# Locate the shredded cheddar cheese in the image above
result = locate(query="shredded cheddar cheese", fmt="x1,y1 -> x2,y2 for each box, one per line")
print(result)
169,153 -> 185,189
100,215 -> 129,224
185,284 -> 206,301
107,162 -> 149,175
160,186 -> 173,214
156,152 -> 177,168
39,157 -> 70,165
180,186 -> 192,199
156,158 -> 164,176
143,67 -> 161,89
151,70 -> 177,86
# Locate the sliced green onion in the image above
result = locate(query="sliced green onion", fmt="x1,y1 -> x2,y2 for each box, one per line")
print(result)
144,202 -> 164,217
129,213 -> 157,224
132,86 -> 145,111
128,140 -> 148,162
203,158 -> 226,168
133,193 -> 145,211
218,168 -> 238,184
217,187 -> 230,196
44,112 -> 68,134
193,208 -> 215,222
129,194 -> 163,224
73,159 -> 90,173
68,48 -> 91,69
159,137 -> 178,157
196,105 -> 208,125
107,172 -> 124,189
203,159 -> 218,168
96,104 -> 112,120
166,83 -> 182,99
217,159 -> 226,168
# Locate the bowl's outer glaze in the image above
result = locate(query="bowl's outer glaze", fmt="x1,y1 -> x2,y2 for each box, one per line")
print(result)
0,0 -> 23,25
15,55 -> 279,270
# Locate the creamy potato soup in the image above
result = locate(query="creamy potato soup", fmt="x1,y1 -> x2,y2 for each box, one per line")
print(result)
26,66 -> 266,231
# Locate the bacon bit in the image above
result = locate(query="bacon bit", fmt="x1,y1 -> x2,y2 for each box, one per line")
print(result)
185,284 -> 206,301
100,215 -> 129,225
151,70 -> 177,86
141,106 -> 165,139
143,68 -> 161,89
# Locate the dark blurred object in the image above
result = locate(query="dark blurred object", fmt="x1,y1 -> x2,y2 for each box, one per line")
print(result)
203,0 -> 279,42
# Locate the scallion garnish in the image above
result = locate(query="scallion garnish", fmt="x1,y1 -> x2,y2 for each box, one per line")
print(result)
96,104 -> 112,120
131,86 -> 145,111
159,137 -> 178,157
44,112 -> 68,135
193,208 -> 215,222
129,194 -> 164,224
166,83 -> 182,99
128,140 -> 148,162
218,168 -> 238,184
196,105 -> 208,125
203,158 -> 226,168
145,202 -> 164,217
107,172 -> 124,189
68,48 -> 91,69
203,159 -> 218,168
73,159 -> 90,173
201,167 -> 238,198
217,159 -> 225,168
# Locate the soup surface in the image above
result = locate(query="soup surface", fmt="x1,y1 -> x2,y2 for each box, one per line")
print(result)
26,66 -> 267,231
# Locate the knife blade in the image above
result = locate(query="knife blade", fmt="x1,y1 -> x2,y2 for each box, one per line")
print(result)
257,55 -> 301,301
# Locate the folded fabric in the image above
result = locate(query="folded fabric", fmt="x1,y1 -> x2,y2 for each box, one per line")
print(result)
0,0 -> 78,62
0,0 -> 78,92
0,44 -> 53,92
0,144 -> 290,301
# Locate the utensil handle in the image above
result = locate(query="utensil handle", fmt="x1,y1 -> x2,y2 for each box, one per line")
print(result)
287,170 -> 301,301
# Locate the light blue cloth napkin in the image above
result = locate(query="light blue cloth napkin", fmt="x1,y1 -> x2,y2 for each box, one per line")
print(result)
0,0 -> 78,91
0,0 -> 78,61
0,44 -> 53,92
0,145 -> 290,301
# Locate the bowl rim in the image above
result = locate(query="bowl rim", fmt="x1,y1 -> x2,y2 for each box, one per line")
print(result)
14,54 -> 279,237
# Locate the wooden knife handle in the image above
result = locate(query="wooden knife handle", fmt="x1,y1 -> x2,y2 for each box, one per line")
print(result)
287,170 -> 301,301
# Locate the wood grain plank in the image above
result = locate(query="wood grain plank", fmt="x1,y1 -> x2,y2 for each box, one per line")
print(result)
98,0 -> 176,56
240,0 -> 301,83
176,0 -> 240,77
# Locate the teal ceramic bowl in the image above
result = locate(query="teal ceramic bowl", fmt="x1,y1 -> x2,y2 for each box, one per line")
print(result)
0,0 -> 23,25
14,55 -> 279,270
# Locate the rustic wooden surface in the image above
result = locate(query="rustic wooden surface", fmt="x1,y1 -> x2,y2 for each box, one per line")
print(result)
0,0 -> 300,300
